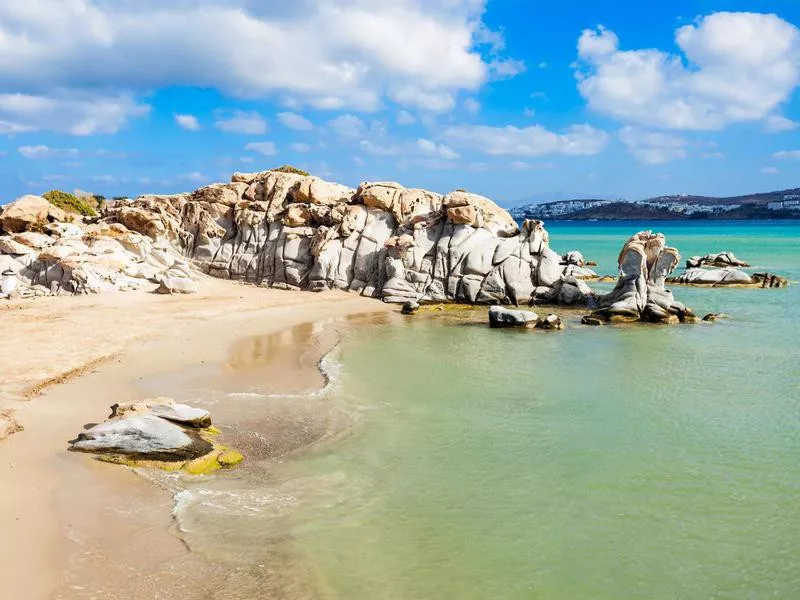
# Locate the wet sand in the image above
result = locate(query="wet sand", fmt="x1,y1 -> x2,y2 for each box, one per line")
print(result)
0,278 -> 391,600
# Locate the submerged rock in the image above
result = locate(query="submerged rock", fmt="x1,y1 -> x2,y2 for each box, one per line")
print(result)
591,231 -> 694,324
401,300 -> 420,314
488,306 -> 539,328
581,316 -> 603,326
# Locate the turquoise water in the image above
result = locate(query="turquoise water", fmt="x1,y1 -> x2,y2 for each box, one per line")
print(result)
291,221 -> 800,599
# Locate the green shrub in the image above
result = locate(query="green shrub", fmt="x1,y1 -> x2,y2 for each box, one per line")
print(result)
271,165 -> 310,177
42,190 -> 98,217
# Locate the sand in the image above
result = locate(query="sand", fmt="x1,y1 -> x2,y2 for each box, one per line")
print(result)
0,277 -> 391,599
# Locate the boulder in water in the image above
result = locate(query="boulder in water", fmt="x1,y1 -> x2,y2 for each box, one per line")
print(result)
488,306 -> 539,328
69,415 -> 213,461
536,314 -> 564,330
592,231 -> 694,323
686,252 -> 749,269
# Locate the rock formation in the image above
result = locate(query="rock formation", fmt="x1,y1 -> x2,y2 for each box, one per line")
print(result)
0,211 -> 197,297
668,268 -> 788,288
591,231 -> 695,323
0,168 -> 588,306
686,251 -> 749,269
69,398 -> 242,473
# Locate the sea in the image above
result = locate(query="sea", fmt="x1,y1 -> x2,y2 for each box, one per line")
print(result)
152,221 -> 800,599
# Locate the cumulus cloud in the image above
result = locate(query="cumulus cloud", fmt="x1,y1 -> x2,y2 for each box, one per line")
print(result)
576,12 -> 800,130
416,138 -> 459,160
244,141 -> 277,156
762,166 -> 779,174
0,0 -> 518,123
773,150 -> 800,160
214,111 -> 268,134
441,123 -> 609,156
764,115 -> 799,133
175,114 -> 201,130
0,92 -> 149,136
291,142 -> 311,153
618,127 -> 687,164
278,112 -> 314,131
328,114 -> 366,138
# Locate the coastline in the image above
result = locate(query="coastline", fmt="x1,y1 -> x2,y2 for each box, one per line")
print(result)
0,279 -> 392,599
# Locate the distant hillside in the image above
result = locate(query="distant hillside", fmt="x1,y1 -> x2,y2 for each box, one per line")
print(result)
510,188 -> 800,220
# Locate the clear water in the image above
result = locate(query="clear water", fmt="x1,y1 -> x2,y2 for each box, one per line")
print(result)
287,221 -> 800,599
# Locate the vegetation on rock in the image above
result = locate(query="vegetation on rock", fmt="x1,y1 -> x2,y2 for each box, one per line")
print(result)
42,190 -> 98,217
271,165 -> 310,177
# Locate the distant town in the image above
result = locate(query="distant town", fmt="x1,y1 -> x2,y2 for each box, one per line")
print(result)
511,188 -> 800,221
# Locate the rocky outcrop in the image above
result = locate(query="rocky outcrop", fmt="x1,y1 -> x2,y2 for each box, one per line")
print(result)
85,169 -> 593,307
591,231 -> 694,323
667,268 -> 789,288
0,197 -> 197,297
0,195 -> 55,233
686,252 -> 749,269
69,399 -> 241,473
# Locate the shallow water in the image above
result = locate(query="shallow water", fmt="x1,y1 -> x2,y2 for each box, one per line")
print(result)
174,221 -> 800,599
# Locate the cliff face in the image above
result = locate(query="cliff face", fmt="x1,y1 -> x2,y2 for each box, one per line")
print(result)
101,170 -> 575,305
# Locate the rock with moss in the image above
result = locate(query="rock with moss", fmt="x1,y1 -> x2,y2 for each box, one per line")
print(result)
69,400 -> 243,473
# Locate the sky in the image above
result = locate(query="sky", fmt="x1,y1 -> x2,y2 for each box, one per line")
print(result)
0,0 -> 799,207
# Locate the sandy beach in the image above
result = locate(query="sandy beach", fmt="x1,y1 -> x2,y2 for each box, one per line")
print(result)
0,277 -> 391,599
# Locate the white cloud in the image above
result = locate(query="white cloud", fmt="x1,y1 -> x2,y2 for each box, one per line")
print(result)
523,107 -> 536,118
0,92 -> 148,136
178,172 -> 208,183
359,137 -> 459,161
0,0 -> 518,114
278,112 -> 314,131
214,111 -> 268,135
773,150 -> 800,160
618,127 -> 687,165
488,58 -> 526,79
576,13 -> 800,130
442,123 -> 609,156
244,141 -> 277,156
510,161 -> 554,170
360,140 -> 401,156
702,151 -> 725,159
397,110 -> 415,125
291,143 -> 311,153
764,115 -> 799,133
175,114 -> 201,130
18,145 -> 79,159
762,166 -> 779,174
391,86 -> 456,112
464,97 -> 481,115
416,138 -> 459,160
328,114 -> 366,138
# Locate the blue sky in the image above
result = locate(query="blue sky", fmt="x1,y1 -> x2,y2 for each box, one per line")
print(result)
0,0 -> 799,207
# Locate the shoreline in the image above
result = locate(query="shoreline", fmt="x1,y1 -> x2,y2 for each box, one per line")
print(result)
0,280 -> 392,599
